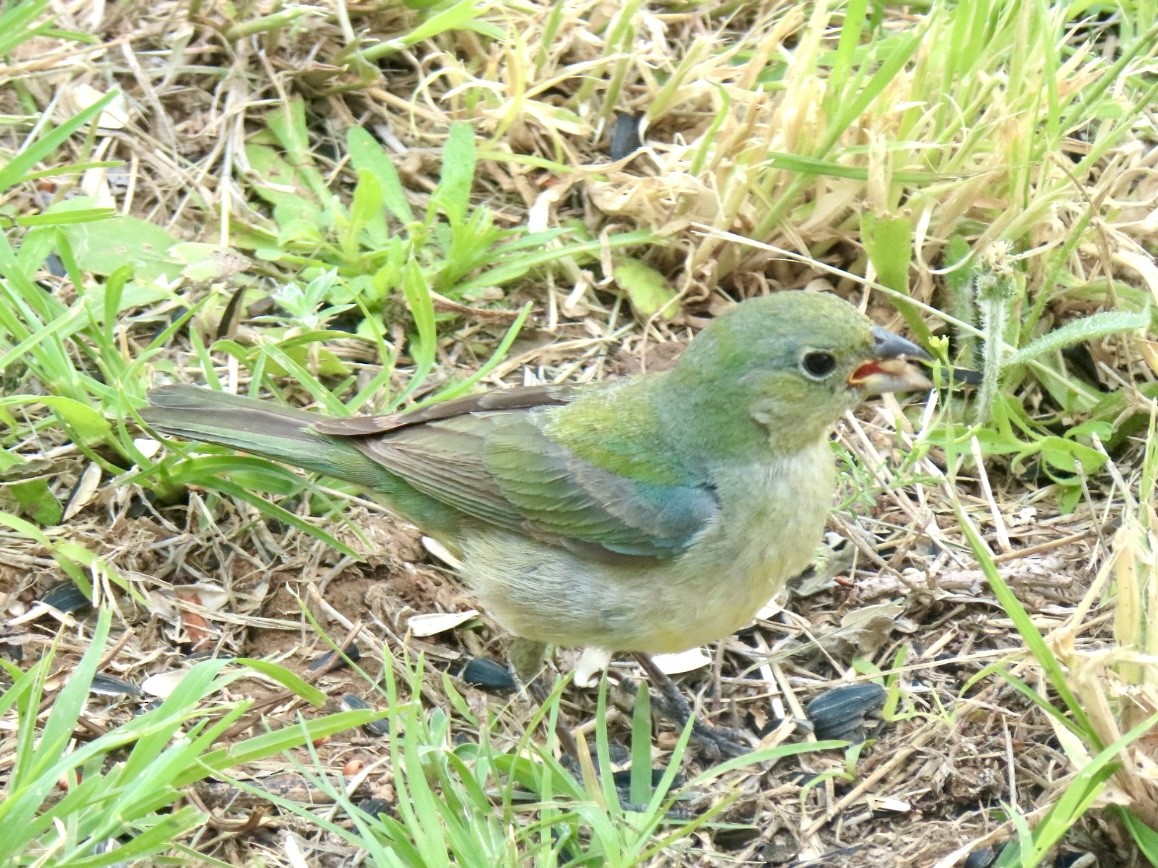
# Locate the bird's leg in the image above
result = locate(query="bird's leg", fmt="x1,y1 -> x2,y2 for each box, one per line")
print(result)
508,637 -> 580,760
632,652 -> 752,759
509,637 -> 550,690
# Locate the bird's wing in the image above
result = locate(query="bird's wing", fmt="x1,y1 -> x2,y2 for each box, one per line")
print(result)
485,414 -> 718,558
315,390 -> 718,560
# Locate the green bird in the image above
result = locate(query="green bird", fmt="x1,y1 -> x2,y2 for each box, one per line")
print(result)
143,291 -> 932,751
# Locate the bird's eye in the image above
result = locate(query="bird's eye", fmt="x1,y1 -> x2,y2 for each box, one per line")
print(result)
800,351 -> 838,379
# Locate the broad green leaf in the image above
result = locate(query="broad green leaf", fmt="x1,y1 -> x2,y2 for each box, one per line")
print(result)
264,99 -> 333,204
862,212 -> 912,295
1121,810 -> 1158,864
434,123 -> 476,225
348,126 -> 413,223
3,395 -> 112,443
58,215 -> 180,281
613,258 -> 679,320
7,479 -> 63,526
345,169 -> 388,255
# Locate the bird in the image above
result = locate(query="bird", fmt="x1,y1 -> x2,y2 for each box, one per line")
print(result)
142,290 -> 932,754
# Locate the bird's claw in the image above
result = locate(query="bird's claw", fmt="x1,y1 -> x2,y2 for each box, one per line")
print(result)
632,654 -> 754,760
689,719 -> 753,759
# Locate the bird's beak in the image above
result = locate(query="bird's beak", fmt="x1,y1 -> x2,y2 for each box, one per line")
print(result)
848,326 -> 934,395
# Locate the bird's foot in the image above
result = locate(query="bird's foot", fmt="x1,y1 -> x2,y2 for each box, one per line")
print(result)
632,652 -> 754,760
508,638 -> 584,759
687,717 -> 753,760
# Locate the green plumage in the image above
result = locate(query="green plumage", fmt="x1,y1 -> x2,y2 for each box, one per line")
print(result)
142,291 -> 931,654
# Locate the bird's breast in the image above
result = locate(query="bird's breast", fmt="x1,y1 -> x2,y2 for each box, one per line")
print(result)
457,439 -> 836,655
647,440 -> 836,650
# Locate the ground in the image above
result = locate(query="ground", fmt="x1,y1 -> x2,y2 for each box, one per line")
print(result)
1,1 -> 1156,866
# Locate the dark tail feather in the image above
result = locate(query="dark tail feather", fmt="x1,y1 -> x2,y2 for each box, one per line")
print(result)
141,385 -> 388,486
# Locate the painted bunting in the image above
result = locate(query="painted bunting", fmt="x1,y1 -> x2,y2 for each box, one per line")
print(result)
143,291 -> 932,752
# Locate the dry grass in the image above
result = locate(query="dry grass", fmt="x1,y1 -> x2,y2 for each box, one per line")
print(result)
2,0 -> 1157,865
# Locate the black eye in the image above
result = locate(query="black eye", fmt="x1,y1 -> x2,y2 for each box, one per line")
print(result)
801,351 -> 838,379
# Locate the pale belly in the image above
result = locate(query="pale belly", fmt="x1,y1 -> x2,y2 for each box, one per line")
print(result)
459,442 -> 835,653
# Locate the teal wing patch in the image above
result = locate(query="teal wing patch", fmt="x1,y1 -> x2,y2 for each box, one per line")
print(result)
350,411 -> 717,560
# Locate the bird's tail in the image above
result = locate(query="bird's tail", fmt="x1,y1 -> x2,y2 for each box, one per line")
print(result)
141,385 -> 389,487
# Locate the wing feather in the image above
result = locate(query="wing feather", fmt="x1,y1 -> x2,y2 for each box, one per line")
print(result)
339,404 -> 718,560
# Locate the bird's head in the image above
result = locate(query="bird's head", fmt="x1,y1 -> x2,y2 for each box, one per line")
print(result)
665,291 -> 932,457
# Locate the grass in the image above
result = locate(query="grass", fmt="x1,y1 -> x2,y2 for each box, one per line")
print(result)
1,0 -> 1156,864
